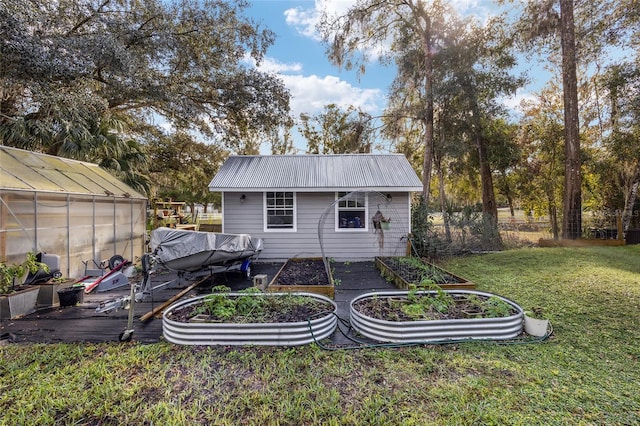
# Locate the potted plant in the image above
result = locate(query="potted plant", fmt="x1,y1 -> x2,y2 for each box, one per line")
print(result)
0,252 -> 49,319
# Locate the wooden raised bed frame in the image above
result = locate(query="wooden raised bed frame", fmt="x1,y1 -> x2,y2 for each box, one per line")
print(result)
268,258 -> 335,299
375,256 -> 475,290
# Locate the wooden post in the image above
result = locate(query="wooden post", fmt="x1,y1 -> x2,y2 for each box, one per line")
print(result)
617,211 -> 624,241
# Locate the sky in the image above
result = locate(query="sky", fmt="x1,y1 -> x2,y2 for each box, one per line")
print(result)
243,0 -> 545,153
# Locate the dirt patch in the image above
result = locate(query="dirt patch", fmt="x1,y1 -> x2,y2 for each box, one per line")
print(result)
272,258 -> 331,286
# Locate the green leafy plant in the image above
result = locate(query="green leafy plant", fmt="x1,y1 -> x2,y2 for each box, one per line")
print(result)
402,282 -> 454,319
194,285 -> 236,319
396,256 -> 450,284
482,296 -> 513,318
187,286 -> 331,323
462,294 -> 513,318
0,252 -> 49,294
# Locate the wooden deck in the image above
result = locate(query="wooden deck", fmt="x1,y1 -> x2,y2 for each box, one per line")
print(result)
0,261 -> 394,345
0,263 -> 284,344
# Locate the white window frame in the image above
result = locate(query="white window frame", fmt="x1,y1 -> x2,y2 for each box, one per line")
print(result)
263,191 -> 297,232
335,191 -> 368,232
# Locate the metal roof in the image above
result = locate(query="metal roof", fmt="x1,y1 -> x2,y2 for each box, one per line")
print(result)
208,154 -> 423,192
0,146 -> 146,199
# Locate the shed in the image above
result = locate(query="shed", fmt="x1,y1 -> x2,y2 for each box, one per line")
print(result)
208,154 -> 423,260
1,146 -> 148,278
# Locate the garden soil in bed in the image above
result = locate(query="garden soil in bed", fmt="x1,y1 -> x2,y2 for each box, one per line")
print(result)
268,258 -> 335,298
353,293 -> 518,322
376,257 -> 475,290
271,259 -> 331,286
165,295 -> 333,324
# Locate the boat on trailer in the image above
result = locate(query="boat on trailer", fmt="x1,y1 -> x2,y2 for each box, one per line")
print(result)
149,227 -> 263,275
96,227 -> 263,341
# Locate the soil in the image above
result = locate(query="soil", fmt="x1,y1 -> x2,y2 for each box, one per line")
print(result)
272,259 -> 331,286
378,257 -> 463,285
166,294 -> 333,323
353,293 -> 517,322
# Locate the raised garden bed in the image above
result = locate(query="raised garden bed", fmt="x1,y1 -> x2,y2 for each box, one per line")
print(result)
0,286 -> 40,320
268,257 -> 335,298
163,290 -> 337,346
350,289 -> 524,343
375,256 -> 475,290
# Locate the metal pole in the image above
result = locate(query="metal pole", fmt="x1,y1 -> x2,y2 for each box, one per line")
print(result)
92,196 -> 96,263
33,191 -> 38,253
66,193 -> 71,277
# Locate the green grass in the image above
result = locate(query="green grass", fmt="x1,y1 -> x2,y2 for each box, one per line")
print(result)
1,246 -> 639,425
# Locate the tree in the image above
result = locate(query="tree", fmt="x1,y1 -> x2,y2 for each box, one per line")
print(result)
318,0 -> 454,205
485,119 -> 521,218
600,63 -> 640,232
511,0 -> 634,239
145,131 -> 227,212
434,17 -> 522,247
299,104 -> 374,154
558,0 -> 582,239
0,0 -> 291,169
514,88 -> 566,238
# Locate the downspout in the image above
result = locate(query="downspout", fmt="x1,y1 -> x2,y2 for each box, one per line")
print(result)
66,193 -> 71,277
33,191 -> 38,253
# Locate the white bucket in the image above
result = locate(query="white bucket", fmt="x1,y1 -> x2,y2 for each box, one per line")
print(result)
524,315 -> 549,337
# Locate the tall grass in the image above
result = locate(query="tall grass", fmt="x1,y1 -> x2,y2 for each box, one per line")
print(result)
1,245 -> 639,425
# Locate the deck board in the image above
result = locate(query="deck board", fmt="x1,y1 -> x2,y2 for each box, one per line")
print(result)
0,261 -> 393,345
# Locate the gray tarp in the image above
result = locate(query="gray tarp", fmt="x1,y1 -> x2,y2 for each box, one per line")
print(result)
150,227 -> 263,272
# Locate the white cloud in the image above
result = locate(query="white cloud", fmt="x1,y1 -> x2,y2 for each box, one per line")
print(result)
284,6 -> 320,39
246,52 -> 383,118
284,0 -> 355,40
284,0 -> 496,41
500,89 -> 538,114
244,54 -> 303,74
280,74 -> 382,118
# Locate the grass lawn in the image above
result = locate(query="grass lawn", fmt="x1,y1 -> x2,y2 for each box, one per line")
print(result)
1,246 -> 639,425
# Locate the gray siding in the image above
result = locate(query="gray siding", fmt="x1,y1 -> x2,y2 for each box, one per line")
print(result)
222,191 -> 411,261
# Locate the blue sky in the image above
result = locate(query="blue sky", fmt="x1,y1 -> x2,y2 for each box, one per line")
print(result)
243,0 -> 542,152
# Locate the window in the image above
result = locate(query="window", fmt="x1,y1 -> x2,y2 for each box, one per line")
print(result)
265,192 -> 296,231
336,192 -> 367,231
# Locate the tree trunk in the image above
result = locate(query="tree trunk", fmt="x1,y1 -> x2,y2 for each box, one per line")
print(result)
465,81 -> 501,248
622,159 -> 640,232
434,152 -> 452,243
476,132 -> 502,248
549,204 -> 559,240
560,0 -> 582,239
501,170 -> 515,217
420,16 -> 434,206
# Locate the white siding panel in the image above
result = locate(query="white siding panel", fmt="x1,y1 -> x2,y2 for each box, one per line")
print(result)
222,191 -> 412,260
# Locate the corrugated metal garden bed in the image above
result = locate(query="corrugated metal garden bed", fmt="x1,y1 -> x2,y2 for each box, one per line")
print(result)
350,289 -> 524,343
163,291 -> 337,346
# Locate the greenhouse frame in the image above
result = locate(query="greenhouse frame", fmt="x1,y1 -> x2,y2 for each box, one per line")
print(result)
1,146 -> 147,279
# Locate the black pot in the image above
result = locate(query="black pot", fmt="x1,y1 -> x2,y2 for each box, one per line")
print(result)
625,229 -> 640,245
57,286 -> 84,307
